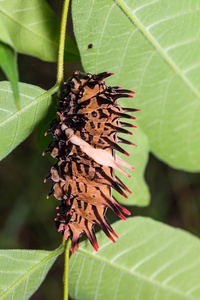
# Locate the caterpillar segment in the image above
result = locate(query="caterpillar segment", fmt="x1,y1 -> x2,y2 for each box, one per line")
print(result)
44,71 -> 138,253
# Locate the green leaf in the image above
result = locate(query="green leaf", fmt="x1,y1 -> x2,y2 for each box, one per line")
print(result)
0,81 -> 58,161
0,0 -> 79,62
0,42 -> 19,108
0,246 -> 64,300
69,217 -> 200,300
72,0 -> 200,172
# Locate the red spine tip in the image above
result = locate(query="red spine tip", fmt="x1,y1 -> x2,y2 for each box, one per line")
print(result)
131,143 -> 136,146
112,231 -> 119,239
122,208 -> 131,215
130,116 -> 136,120
93,244 -> 99,251
130,91 -> 136,94
56,206 -> 60,210
109,236 -> 115,243
54,218 -> 58,221
47,195 -> 49,199
57,213 -> 60,216
42,151 -> 45,156
110,72 -> 115,75
94,242 -> 99,251
128,95 -> 134,98
125,152 -> 130,157
128,174 -> 131,178
64,224 -> 68,230
44,178 -> 46,183
44,132 -> 48,136
71,247 -> 75,254
125,187 -> 132,194
119,213 -> 126,221
132,125 -> 137,128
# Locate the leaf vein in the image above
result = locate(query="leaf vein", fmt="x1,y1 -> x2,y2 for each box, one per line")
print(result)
115,0 -> 200,98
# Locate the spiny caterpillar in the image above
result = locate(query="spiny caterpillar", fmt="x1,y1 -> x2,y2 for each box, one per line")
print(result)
43,71 -> 138,253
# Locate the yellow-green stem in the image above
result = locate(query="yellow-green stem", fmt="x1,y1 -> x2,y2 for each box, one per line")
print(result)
56,0 -> 70,88
63,237 -> 71,300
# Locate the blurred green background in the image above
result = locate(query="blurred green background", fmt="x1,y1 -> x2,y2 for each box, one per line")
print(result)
0,0 -> 200,299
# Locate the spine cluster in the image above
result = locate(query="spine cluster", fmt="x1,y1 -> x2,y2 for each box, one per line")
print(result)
43,71 -> 138,253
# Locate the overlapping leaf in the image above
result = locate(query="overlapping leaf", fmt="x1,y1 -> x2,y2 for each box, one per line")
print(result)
69,217 -> 200,300
72,0 -> 200,172
0,247 -> 64,300
0,81 -> 58,161
0,0 -> 79,62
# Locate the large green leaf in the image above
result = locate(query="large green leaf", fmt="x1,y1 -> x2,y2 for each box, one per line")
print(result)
0,246 -> 64,300
0,81 -> 58,161
72,0 -> 200,171
69,217 -> 200,300
0,42 -> 19,107
0,0 -> 79,62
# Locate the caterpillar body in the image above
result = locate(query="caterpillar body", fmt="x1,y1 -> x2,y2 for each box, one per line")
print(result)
43,71 -> 138,253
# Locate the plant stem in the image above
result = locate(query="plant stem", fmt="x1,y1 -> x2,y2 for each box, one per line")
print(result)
56,0 -> 70,87
63,237 -> 71,300
57,2 -> 71,298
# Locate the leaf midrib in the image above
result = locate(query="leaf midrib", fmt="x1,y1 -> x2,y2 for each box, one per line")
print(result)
115,0 -> 200,99
0,6 -> 77,57
0,7 -> 59,47
75,249 -> 195,300
0,246 -> 64,299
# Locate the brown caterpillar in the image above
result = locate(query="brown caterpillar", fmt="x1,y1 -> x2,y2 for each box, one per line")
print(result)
43,71 -> 138,253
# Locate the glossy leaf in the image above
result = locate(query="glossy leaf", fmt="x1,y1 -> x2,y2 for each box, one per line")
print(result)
0,42 -> 19,108
0,81 -> 58,161
0,246 -> 64,299
72,0 -> 200,171
69,217 -> 200,300
0,0 -> 79,62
